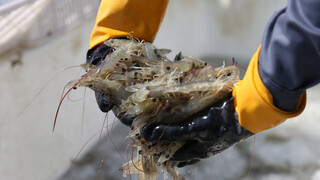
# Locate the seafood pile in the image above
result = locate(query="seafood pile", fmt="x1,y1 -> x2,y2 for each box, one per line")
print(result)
70,39 -> 240,179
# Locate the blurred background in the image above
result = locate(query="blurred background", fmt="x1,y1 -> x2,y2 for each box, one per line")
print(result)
1,0 -> 320,180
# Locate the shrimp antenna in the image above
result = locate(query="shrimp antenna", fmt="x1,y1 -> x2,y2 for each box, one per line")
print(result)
15,65 -> 81,122
64,120 -> 120,179
53,82 -> 78,132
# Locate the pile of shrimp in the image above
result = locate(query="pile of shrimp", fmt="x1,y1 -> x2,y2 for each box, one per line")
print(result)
68,38 -> 240,180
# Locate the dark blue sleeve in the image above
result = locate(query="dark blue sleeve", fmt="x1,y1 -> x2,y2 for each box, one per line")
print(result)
259,0 -> 320,111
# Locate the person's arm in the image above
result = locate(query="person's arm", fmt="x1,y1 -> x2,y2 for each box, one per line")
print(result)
259,0 -> 320,111
87,0 -> 169,113
236,0 -> 320,133
89,0 -> 169,49
142,0 -> 320,166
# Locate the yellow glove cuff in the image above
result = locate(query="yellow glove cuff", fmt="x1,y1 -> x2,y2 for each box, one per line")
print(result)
233,46 -> 306,133
89,0 -> 169,49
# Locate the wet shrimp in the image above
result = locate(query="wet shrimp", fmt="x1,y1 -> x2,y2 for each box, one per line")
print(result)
73,76 -> 131,100
66,38 -> 241,180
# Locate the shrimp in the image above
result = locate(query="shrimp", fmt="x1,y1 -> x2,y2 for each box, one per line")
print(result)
215,63 -> 240,80
117,88 -> 165,118
66,38 -> 241,180
125,67 -> 160,81
73,76 -> 131,100
155,48 -> 171,59
142,42 -> 158,62
97,47 -> 132,76
162,161 -> 185,180
148,79 -> 235,123
103,38 -> 133,48
147,69 -> 238,98
146,56 -> 207,75
120,136 -> 185,180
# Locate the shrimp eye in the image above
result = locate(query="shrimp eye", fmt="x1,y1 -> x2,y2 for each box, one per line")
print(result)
73,87 -> 77,90
204,62 -> 207,66
227,73 -> 231,76
152,98 -> 157,102
166,66 -> 171,70
88,84 -> 93,88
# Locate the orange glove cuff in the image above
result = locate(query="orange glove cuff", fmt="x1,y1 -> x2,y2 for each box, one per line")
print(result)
89,0 -> 169,49
233,46 -> 306,133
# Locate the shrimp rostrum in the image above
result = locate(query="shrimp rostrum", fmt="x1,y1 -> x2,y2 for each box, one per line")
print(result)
68,38 -> 240,180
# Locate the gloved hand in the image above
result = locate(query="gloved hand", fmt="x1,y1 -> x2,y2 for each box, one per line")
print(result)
86,43 -> 135,126
141,96 -> 253,167
88,0 -> 169,125
141,46 -> 306,167
86,43 -> 114,112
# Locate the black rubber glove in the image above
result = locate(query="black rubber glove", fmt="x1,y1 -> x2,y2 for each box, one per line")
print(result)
141,96 -> 253,167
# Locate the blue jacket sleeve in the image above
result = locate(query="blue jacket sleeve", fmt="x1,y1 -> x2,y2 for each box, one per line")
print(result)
259,0 -> 320,111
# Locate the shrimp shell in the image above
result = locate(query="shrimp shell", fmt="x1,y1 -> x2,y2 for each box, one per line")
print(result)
75,77 -> 131,100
